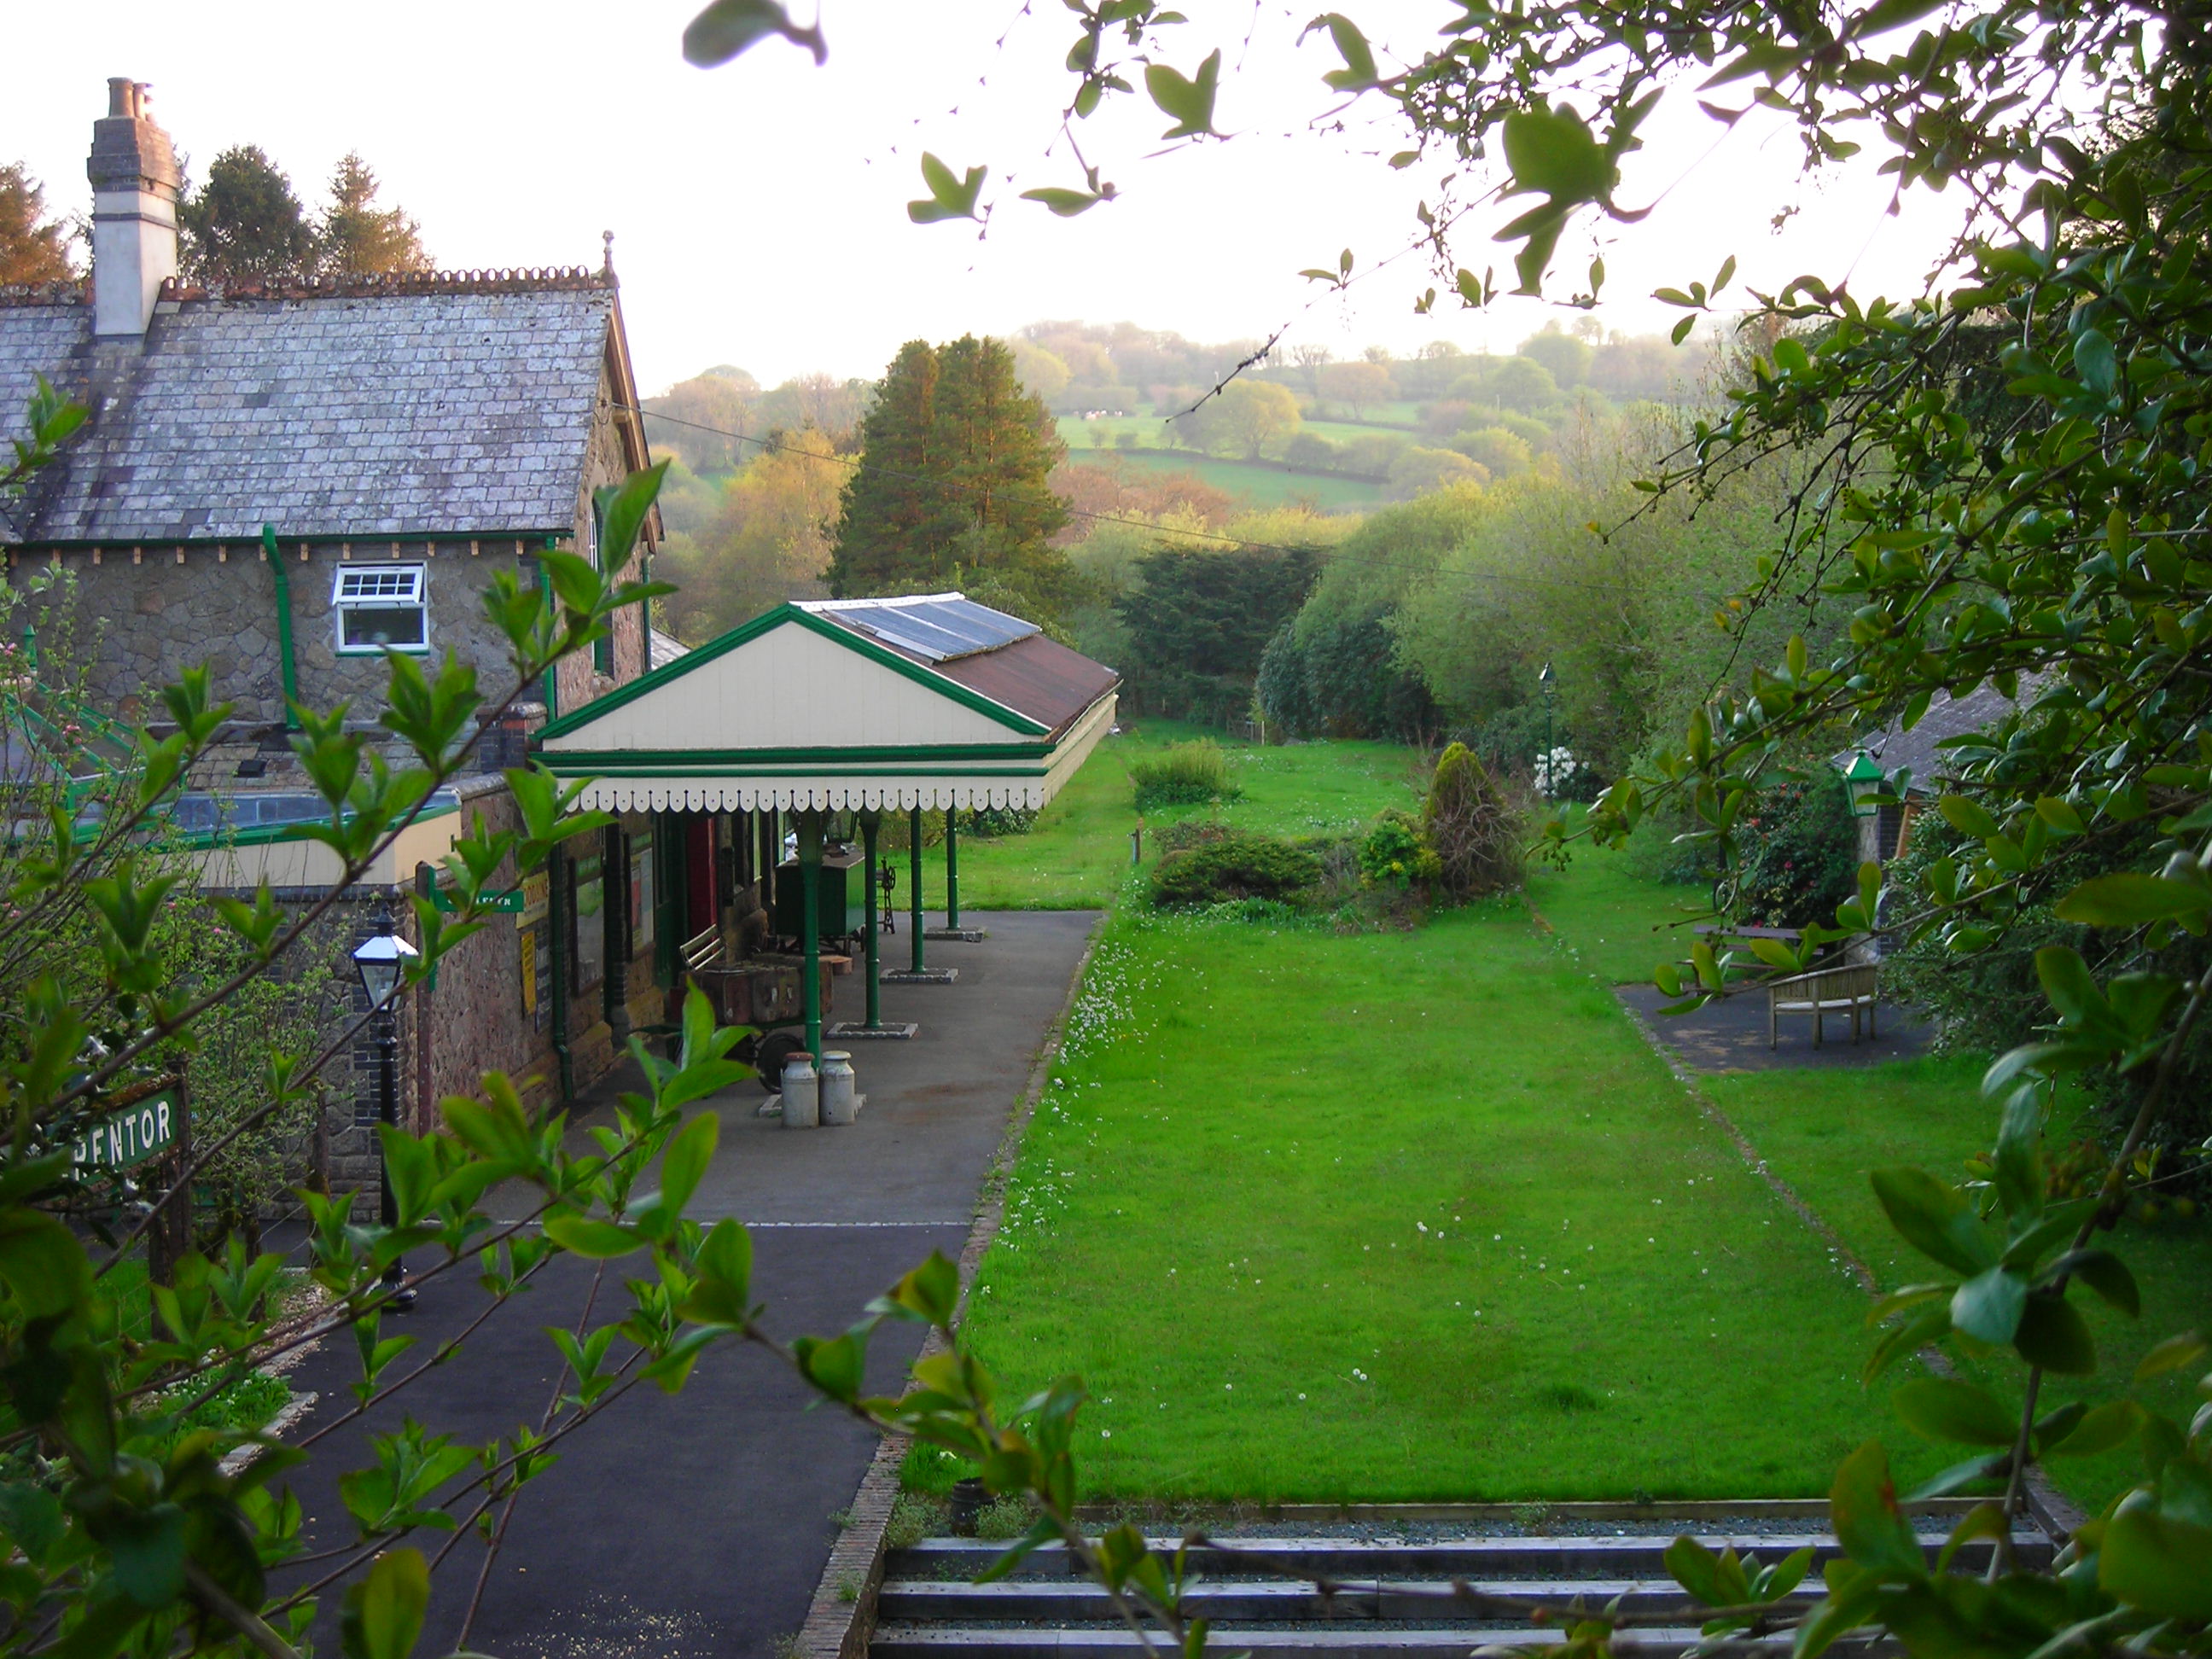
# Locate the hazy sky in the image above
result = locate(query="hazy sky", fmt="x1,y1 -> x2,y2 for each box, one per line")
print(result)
13,3 -> 1972,393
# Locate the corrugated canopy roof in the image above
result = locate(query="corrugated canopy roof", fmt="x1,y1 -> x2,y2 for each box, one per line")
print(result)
0,278 -> 617,543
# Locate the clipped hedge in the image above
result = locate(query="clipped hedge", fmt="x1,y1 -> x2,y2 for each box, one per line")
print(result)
1149,830 -> 1321,908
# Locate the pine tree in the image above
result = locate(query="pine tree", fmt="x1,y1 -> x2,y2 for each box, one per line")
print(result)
0,164 -> 74,285
317,152 -> 429,276
179,146 -> 314,283
827,335 -> 1068,600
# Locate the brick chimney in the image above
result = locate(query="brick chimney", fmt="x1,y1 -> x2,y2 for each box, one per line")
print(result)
87,79 -> 179,339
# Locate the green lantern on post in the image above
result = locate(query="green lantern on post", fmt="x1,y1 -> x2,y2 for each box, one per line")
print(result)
1843,750 -> 1883,818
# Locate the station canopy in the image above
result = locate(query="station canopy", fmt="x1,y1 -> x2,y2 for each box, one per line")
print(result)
534,593 -> 1121,814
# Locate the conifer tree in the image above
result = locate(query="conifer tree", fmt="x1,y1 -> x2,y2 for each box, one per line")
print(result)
317,152 -> 430,275
178,145 -> 314,283
0,163 -> 73,285
828,335 -> 1068,599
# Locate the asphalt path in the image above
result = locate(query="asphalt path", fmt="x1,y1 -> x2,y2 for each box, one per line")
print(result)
273,911 -> 1098,1659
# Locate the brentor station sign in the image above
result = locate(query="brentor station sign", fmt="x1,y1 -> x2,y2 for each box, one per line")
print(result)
71,1088 -> 181,1172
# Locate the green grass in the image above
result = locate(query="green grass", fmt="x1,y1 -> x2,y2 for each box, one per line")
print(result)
1052,430 -> 1386,511
1708,1057 -> 2212,1513
1532,849 -> 2212,1514
942,901 -> 1942,1501
954,725 -> 1421,910
1527,846 -> 1708,984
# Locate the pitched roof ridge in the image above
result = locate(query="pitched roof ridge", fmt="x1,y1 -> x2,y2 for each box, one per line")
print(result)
155,266 -> 613,303
0,281 -> 90,309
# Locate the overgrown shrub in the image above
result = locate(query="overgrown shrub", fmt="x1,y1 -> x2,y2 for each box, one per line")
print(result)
1728,771 -> 1859,928
1149,830 -> 1320,907
1421,742 -> 1525,899
1152,819 -> 1238,855
1358,810 -> 1441,888
964,805 -> 1039,837
1128,740 -> 1237,812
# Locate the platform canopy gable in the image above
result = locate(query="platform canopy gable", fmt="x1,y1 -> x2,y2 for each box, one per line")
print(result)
535,594 -> 1120,815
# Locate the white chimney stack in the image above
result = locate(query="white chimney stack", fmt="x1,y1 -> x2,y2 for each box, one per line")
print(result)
87,79 -> 179,339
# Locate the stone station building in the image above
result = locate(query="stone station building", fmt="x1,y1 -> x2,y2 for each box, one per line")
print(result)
0,79 -> 688,1190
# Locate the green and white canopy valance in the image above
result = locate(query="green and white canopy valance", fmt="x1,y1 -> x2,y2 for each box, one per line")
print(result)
533,595 -> 1121,814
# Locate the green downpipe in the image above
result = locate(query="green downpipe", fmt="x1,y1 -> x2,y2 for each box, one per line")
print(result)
259,525 -> 302,731
538,538 -> 559,719
549,844 -> 574,1102
861,811 -> 882,1027
799,812 -> 824,1063
945,807 -> 959,928
908,805 -> 925,972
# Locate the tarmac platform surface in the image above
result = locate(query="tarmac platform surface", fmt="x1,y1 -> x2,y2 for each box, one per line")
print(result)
276,910 -> 1099,1658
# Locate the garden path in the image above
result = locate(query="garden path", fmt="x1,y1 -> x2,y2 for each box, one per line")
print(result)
274,910 -> 1098,1659
1613,981 -> 1935,1074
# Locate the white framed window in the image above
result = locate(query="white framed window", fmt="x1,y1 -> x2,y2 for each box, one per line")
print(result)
333,564 -> 429,654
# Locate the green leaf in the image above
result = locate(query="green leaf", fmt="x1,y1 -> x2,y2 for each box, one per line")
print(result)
2014,1292 -> 2097,1374
1019,187 -> 1105,217
1871,1167 -> 1995,1276
682,0 -> 827,67
908,154 -> 988,224
2056,873 -> 2212,926
2043,1400 -> 2141,1458
794,1330 -> 866,1403
2135,1331 -> 2207,1382
1936,794 -> 2000,839
876,1250 -> 962,1328
1830,1441 -> 1925,1580
0,1208 -> 91,1321
656,1111 -> 719,1217
595,461 -> 669,573
1501,103 -> 1614,205
2035,946 -> 2112,1029
542,1214 -> 644,1259
104,1503 -> 187,1607
2101,1509 -> 2212,1621
1144,49 -> 1221,138
696,1217 -> 753,1306
1891,1378 -> 2018,1447
2044,1249 -> 2139,1316
341,1546 -> 431,1659
1950,1266 -> 2029,1346
1306,12 -> 1380,90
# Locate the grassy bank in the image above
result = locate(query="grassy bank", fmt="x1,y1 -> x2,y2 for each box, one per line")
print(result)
953,726 -> 1420,910
940,901 -> 1930,1501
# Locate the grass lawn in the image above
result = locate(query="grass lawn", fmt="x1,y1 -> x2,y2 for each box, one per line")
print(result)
942,901 -> 1938,1502
953,725 -> 1422,911
1052,439 -> 1386,512
1532,850 -> 2212,1514
1527,846 -> 1708,986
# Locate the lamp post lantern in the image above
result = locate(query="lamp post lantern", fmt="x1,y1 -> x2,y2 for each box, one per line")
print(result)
1538,661 -> 1557,795
352,902 -> 420,1309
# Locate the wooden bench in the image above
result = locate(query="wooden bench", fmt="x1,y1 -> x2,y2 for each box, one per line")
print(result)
1768,964 -> 1878,1050
679,926 -> 723,976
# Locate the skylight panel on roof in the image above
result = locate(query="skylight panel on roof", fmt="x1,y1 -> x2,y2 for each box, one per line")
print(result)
808,594 -> 1040,661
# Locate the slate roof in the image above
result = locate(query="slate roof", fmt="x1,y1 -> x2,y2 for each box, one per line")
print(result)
1853,680 -> 2029,793
0,274 -> 617,544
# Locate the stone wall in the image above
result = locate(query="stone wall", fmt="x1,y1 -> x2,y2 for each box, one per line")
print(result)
12,362 -> 655,735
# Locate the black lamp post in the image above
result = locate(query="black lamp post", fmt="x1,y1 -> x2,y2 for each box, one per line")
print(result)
352,902 -> 420,1309
1538,661 -> 1557,795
